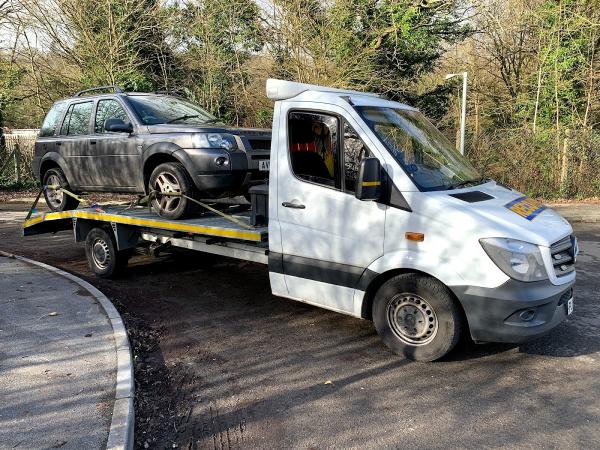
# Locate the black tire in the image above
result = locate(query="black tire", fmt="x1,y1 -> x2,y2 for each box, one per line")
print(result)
372,274 -> 463,362
42,167 -> 80,212
84,228 -> 130,278
148,162 -> 196,220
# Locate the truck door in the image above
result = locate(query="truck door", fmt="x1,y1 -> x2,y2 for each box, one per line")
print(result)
275,106 -> 386,315
91,98 -> 141,190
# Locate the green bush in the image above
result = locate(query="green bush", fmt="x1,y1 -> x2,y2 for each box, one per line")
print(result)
469,129 -> 600,199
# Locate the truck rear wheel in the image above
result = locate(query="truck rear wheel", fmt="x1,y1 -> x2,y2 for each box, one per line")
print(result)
372,273 -> 462,361
149,162 -> 196,220
42,167 -> 80,212
85,228 -> 130,278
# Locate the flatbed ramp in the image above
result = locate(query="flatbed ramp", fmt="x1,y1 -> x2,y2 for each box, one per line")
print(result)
23,206 -> 268,243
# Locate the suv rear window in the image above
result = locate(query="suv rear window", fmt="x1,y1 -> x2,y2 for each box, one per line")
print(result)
60,102 -> 93,136
39,102 -> 67,137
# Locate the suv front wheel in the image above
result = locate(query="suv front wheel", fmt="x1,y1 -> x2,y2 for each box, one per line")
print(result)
42,167 -> 80,212
148,162 -> 197,220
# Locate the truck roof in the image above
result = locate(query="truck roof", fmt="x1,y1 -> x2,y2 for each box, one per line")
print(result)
265,79 -> 416,111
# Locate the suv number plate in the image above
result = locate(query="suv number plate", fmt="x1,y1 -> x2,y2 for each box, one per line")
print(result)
258,160 -> 270,171
567,297 -> 574,315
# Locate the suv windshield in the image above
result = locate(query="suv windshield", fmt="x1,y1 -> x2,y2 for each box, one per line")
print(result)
356,106 -> 482,191
127,95 -> 220,126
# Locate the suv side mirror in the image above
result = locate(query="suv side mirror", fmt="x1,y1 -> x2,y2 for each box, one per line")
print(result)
355,157 -> 382,201
104,118 -> 133,133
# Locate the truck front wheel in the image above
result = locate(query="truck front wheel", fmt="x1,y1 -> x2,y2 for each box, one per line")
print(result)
373,273 -> 463,361
85,228 -> 130,278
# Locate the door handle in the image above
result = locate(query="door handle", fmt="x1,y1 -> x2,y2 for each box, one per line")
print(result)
282,201 -> 305,209
90,140 -> 97,145
55,142 -> 62,146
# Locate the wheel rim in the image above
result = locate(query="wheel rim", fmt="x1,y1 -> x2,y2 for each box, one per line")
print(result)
46,174 -> 64,208
387,293 -> 438,346
153,172 -> 182,213
92,238 -> 111,270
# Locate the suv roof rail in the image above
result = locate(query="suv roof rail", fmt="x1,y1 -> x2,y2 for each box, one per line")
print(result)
154,90 -> 185,97
73,85 -> 125,97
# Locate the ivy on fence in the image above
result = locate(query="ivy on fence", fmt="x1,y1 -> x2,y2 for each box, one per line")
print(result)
0,134 -> 37,187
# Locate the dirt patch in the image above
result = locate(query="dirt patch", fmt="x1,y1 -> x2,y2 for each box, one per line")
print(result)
75,287 -> 94,297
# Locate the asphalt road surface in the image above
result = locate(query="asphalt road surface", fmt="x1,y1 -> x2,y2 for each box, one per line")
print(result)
1,202 -> 599,449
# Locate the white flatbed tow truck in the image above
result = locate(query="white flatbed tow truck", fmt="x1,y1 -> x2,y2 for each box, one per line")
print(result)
23,79 -> 577,361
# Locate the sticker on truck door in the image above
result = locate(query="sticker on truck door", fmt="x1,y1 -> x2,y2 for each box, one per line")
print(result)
504,196 -> 546,220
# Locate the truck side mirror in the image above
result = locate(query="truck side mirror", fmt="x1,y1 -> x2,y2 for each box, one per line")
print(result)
105,118 -> 133,133
355,157 -> 382,201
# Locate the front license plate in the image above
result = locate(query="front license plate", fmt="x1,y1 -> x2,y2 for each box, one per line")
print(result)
567,298 -> 574,315
258,160 -> 270,171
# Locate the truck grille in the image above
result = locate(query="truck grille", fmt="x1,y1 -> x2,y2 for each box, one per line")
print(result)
550,235 -> 575,277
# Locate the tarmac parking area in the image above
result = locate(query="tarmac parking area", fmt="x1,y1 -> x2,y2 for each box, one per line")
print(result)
1,203 -> 599,449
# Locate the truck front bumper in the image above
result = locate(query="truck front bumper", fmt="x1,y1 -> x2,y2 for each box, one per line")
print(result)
451,279 -> 574,344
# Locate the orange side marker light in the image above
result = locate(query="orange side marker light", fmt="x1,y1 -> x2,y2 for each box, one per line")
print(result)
405,232 -> 425,242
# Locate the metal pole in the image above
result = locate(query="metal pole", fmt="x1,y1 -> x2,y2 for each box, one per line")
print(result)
14,143 -> 21,184
460,72 -> 468,155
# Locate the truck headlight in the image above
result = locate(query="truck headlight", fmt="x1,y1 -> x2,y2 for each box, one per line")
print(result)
479,238 -> 548,282
192,133 -> 238,151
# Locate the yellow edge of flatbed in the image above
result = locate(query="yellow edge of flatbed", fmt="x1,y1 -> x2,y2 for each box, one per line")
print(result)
23,210 -> 263,242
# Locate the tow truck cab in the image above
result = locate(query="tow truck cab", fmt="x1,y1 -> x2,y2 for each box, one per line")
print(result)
264,79 -> 576,360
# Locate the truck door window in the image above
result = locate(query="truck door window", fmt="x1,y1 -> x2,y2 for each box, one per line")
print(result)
288,111 -> 340,189
343,121 -> 370,192
95,99 -> 130,133
60,102 -> 92,136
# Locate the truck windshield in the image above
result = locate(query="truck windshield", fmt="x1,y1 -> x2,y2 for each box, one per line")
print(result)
127,95 -> 221,126
356,106 -> 482,191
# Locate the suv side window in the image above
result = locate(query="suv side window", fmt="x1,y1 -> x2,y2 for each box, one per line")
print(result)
39,102 -> 67,137
288,111 -> 340,189
95,99 -> 129,133
60,102 -> 92,136
343,121 -> 370,192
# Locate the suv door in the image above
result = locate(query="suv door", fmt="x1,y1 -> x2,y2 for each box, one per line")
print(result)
275,106 -> 386,315
92,98 -> 141,191
58,101 -> 95,188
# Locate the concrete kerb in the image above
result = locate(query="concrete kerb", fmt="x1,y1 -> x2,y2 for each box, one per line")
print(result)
547,203 -> 600,223
0,251 -> 134,450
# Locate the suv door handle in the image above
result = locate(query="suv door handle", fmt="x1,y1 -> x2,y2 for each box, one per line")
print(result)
90,140 -> 97,145
282,201 -> 305,209
55,142 -> 62,146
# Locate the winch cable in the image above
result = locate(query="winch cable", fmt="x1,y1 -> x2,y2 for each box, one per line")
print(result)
145,190 -> 254,230
26,186 -> 254,231
25,184 -> 90,221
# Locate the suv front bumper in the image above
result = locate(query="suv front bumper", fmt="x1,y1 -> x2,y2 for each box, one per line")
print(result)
451,278 -> 574,344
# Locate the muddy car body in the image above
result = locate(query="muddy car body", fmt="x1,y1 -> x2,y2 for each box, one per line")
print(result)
33,86 -> 271,218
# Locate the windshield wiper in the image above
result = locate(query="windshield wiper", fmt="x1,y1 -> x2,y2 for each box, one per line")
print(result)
447,177 -> 490,190
166,114 -> 200,124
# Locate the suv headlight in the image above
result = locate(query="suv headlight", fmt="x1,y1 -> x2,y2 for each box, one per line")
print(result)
480,238 -> 548,282
191,133 -> 238,151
